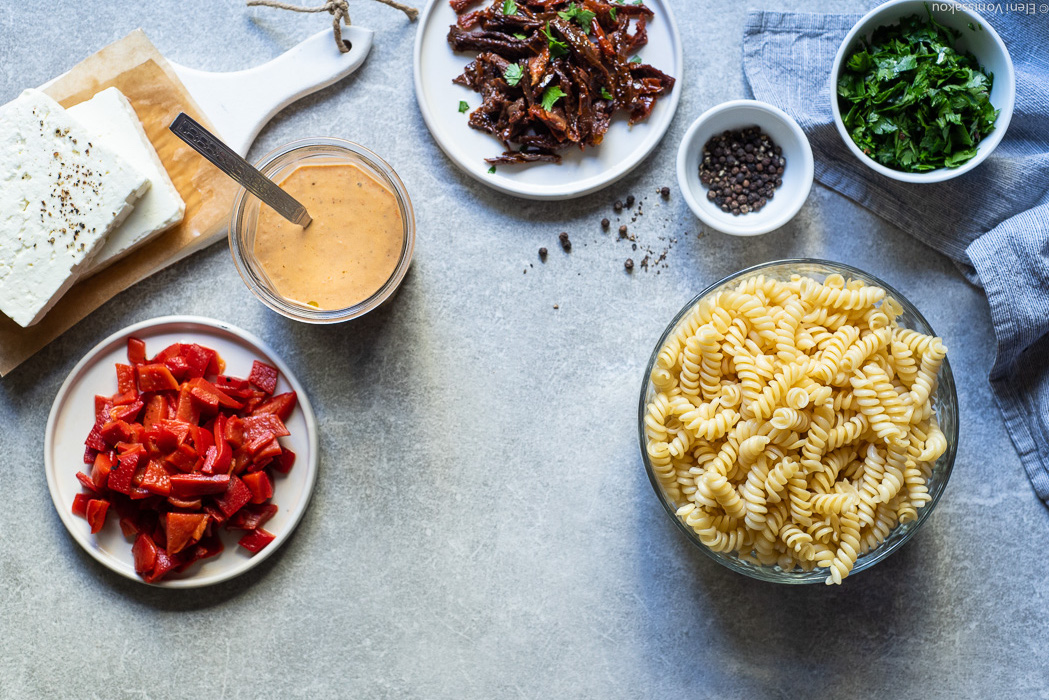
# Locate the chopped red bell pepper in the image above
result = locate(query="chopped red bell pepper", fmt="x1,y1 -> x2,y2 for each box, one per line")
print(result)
180,343 -> 215,379
189,386 -> 219,414
108,399 -> 145,424
94,395 -> 111,421
144,549 -> 178,583
72,492 -> 92,519
174,386 -> 199,425
182,534 -> 224,567
142,394 -> 168,430
215,374 -> 249,392
152,343 -> 182,364
116,363 -> 136,394
167,496 -> 203,510
274,448 -> 296,475
213,475 -> 252,518
75,471 -> 99,494
86,499 -> 110,534
237,528 -> 275,554
90,451 -> 114,490
164,443 -> 198,473
226,503 -> 278,531
164,354 -> 190,381
127,337 -> 148,365
156,419 -> 191,445
137,364 -> 180,393
242,413 -> 290,441
254,437 -> 283,463
110,390 -> 138,407
254,392 -> 297,422
84,424 -> 108,452
248,360 -> 279,394
108,448 -> 144,495
163,512 -> 209,555
74,336 -> 297,582
202,503 -> 228,525
140,460 -> 172,497
169,473 -> 230,498
242,471 -> 273,505
132,532 -> 158,574
99,420 -> 134,447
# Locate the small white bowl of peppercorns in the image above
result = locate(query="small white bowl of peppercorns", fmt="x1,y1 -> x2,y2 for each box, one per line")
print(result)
676,100 -> 813,236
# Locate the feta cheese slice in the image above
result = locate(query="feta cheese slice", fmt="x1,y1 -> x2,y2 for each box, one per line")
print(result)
0,89 -> 149,327
68,87 -> 185,276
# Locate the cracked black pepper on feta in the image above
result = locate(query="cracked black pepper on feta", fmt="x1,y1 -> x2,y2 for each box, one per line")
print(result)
0,88 -> 149,327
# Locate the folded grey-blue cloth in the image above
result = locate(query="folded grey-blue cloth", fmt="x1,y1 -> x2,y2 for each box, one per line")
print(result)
742,8 -> 1049,501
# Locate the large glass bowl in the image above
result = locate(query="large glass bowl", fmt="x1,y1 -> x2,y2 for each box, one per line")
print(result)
638,259 -> 959,584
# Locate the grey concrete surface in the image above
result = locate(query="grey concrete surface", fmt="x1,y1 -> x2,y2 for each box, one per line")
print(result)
2,1 -> 1048,698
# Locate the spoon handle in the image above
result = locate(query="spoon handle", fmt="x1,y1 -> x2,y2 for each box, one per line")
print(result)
169,112 -> 312,228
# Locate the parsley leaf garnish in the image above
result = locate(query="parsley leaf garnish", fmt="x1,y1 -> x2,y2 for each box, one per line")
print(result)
513,32 -> 527,40
487,165 -> 497,174
504,63 -> 524,87
609,6 -> 617,20
541,21 -> 569,58
541,85 -> 567,111
836,11 -> 998,172
557,3 -> 597,34
601,87 -> 614,100
629,55 -> 642,64
458,100 -> 469,113
502,0 -> 516,15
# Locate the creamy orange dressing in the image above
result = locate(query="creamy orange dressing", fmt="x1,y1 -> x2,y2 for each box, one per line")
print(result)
253,162 -> 403,310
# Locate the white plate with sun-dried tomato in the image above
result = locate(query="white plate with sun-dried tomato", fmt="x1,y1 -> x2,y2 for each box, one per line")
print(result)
414,0 -> 683,200
44,316 -> 318,587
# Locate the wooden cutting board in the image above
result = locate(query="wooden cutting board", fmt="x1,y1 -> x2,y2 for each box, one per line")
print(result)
0,27 -> 373,376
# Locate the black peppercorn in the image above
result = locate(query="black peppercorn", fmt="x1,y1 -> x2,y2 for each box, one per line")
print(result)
698,125 -> 786,216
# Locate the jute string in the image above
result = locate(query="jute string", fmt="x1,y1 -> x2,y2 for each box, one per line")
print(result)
247,0 -> 418,53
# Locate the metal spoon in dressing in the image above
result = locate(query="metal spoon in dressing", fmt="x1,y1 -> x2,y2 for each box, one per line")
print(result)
168,112 -> 312,228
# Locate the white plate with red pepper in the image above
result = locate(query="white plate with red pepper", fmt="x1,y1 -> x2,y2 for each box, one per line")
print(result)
44,316 -> 318,587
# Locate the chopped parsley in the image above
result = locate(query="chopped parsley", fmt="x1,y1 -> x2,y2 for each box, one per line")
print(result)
502,0 -> 517,15
541,85 -> 567,111
541,21 -> 569,58
629,55 -> 642,64
557,3 -> 597,33
504,63 -> 524,87
601,87 -> 614,100
609,6 -> 616,20
513,32 -> 527,40
487,165 -> 497,174
458,100 -> 469,113
836,10 -> 999,172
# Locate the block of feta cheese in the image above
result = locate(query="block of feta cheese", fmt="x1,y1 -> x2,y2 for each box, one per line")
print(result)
0,89 -> 149,327
68,87 -> 185,277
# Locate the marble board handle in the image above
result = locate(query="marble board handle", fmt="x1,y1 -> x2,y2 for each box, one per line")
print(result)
168,26 -> 374,156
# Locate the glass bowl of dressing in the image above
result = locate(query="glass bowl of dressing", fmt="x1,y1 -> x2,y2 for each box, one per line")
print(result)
229,138 -> 415,323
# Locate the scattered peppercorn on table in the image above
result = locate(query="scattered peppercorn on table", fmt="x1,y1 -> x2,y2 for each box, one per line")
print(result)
2,0 -> 1046,697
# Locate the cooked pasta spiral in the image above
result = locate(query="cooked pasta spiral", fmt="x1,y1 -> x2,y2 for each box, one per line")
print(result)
644,271 -> 948,584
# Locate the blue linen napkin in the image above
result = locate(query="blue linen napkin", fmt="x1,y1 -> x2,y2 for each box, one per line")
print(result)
742,6 -> 1049,501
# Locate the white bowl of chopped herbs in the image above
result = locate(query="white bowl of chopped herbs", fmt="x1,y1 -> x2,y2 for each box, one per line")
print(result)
831,0 -> 1014,183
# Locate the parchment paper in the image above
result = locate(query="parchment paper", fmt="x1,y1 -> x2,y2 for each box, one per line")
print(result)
0,30 -> 237,376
